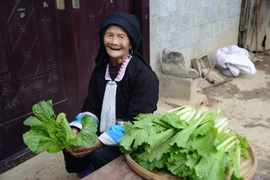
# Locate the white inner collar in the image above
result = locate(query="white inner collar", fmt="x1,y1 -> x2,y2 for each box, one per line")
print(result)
105,55 -> 132,82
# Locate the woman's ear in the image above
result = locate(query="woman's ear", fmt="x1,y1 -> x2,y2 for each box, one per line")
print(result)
129,47 -> 133,55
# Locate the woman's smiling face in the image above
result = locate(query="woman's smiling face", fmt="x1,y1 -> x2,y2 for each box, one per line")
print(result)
104,25 -> 131,66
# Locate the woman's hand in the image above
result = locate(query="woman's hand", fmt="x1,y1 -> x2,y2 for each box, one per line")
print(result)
71,127 -> 79,138
65,127 -> 79,153
67,140 -> 103,158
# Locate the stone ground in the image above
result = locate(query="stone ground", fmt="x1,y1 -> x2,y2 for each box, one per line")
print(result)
0,50 -> 269,180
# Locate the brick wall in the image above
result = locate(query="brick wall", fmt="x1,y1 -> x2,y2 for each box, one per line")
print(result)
149,0 -> 242,71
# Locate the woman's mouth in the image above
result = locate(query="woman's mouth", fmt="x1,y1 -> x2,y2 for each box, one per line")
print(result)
109,47 -> 121,51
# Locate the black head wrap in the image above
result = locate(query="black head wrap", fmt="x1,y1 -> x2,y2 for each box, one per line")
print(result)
95,12 -> 151,69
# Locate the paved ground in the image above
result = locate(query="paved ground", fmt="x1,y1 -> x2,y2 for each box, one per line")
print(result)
0,51 -> 269,180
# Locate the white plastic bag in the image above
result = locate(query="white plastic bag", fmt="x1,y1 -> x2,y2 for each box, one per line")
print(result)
214,45 -> 256,77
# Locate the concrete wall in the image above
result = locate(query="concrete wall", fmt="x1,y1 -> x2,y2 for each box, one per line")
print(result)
149,0 -> 242,71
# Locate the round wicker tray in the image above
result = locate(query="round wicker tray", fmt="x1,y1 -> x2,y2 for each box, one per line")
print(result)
125,145 -> 257,180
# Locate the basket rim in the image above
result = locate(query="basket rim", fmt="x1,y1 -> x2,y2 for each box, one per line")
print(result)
124,144 -> 257,180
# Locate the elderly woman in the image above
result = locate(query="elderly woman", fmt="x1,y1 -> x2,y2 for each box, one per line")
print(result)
63,12 -> 159,177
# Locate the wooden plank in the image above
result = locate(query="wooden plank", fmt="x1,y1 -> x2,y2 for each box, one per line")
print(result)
191,54 -> 212,77
82,155 -> 144,180
201,68 -> 225,83
265,27 -> 270,50
198,78 -> 233,91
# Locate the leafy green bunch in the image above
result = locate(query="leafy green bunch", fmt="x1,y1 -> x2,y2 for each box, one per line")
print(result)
119,106 -> 249,180
23,100 -> 98,154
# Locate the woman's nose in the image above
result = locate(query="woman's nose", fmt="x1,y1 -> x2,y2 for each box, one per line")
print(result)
111,37 -> 119,45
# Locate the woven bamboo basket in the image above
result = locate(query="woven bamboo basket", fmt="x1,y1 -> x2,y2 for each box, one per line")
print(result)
125,145 -> 257,180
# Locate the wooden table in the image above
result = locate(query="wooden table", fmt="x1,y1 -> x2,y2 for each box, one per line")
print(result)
82,155 -> 144,180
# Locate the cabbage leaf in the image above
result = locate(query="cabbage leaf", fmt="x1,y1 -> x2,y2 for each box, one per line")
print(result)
23,100 -> 97,154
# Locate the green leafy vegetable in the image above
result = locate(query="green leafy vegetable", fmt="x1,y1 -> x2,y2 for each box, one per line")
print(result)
23,100 -> 98,154
119,106 -> 250,180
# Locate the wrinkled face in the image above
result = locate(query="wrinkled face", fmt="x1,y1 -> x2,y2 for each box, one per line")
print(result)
104,25 -> 131,66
